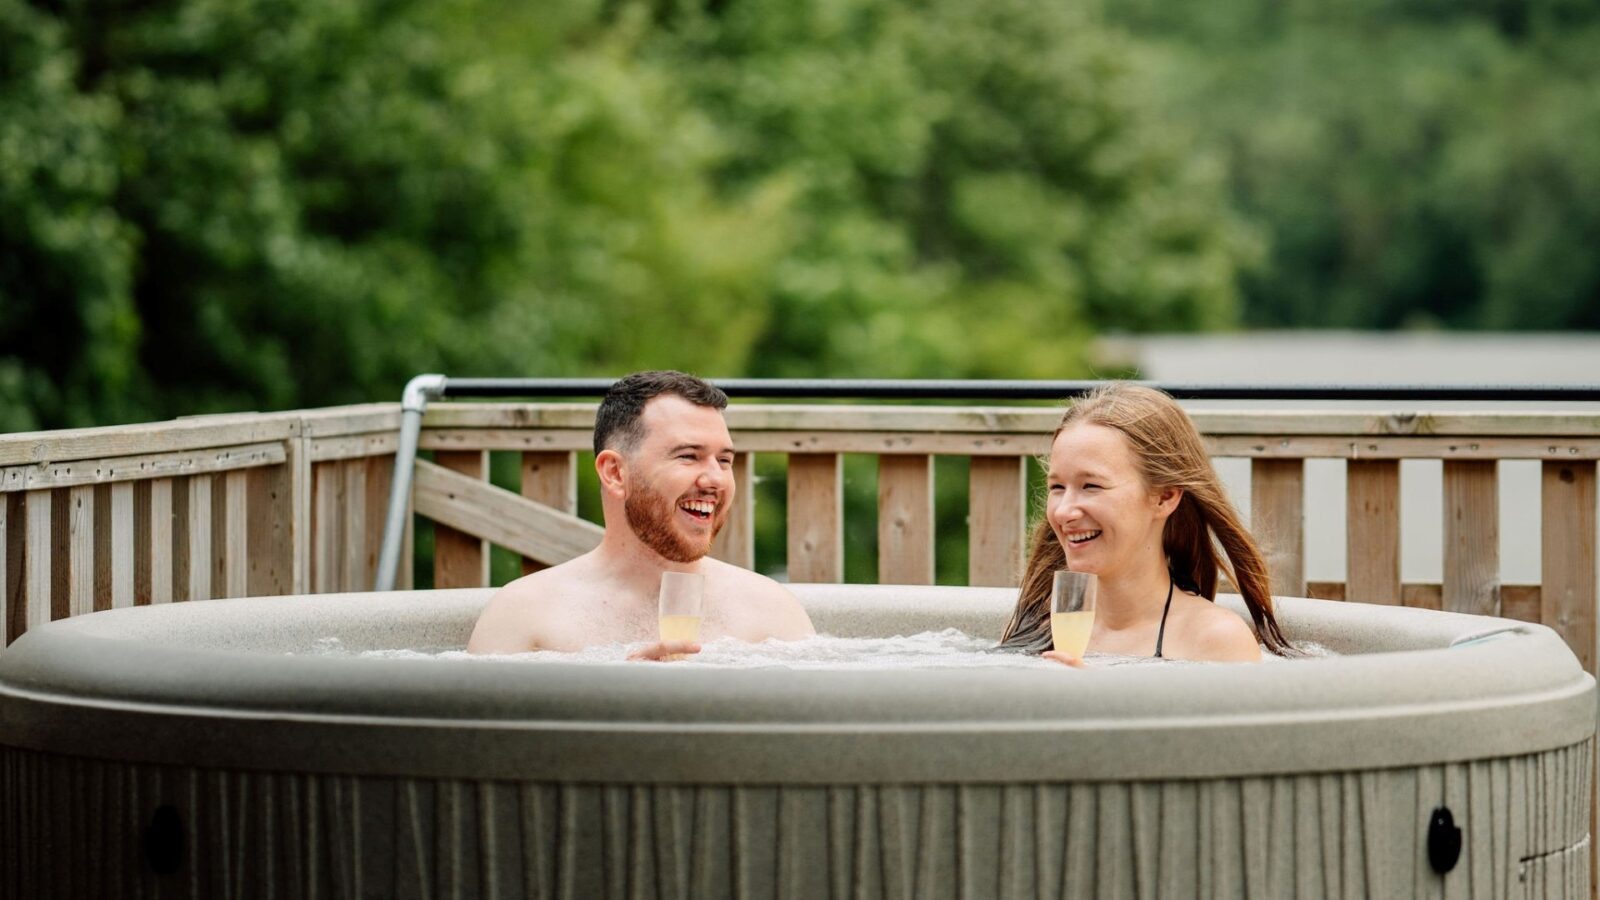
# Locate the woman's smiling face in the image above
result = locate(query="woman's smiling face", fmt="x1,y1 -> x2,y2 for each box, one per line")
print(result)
1046,423 -> 1172,577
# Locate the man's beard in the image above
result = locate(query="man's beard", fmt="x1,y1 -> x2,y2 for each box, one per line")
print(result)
624,481 -> 726,563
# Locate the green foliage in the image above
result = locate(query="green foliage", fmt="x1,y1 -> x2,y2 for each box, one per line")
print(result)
2,0 -> 1252,431
1112,0 -> 1600,330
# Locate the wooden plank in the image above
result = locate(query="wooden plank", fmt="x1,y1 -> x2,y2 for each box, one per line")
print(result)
0,416 -> 299,467
421,428 -> 1053,457
1345,461 -> 1401,605
1251,459 -> 1306,597
131,481 -> 150,605
710,452 -> 755,570
365,454 -> 394,592
1403,582 -> 1443,611
50,489 -> 69,620
431,451 -> 489,588
1207,435 -> 1600,461
68,486 -> 94,618
786,454 -> 843,583
877,455 -> 934,585
246,462 -> 295,598
1501,585 -> 1541,624
147,478 -> 173,604
0,442 -> 286,492
25,491 -> 51,633
417,402 -> 1600,438
519,452 -> 578,576
341,457 -> 370,592
185,474 -> 213,601
287,438 -> 312,594
420,430 -> 592,454
108,482 -> 134,609
412,459 -> 602,565
312,461 -> 342,593
1443,461 -> 1499,617
290,403 -> 403,437
306,432 -> 400,463
223,470 -> 249,598
414,427 -> 1600,461
1305,581 -> 1345,601
3,494 -> 22,644
93,484 -> 111,610
969,457 -> 1028,587
1541,461 -> 1596,672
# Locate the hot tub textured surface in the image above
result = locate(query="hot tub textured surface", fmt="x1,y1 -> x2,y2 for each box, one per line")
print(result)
0,585 -> 1593,899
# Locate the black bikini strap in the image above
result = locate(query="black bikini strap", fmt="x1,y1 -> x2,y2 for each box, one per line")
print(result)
1153,576 -> 1175,659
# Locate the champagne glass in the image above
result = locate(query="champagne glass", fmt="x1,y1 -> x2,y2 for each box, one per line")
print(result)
658,572 -> 705,658
1049,570 -> 1097,659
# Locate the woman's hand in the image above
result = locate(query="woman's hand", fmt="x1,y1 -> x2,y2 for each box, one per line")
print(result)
1041,651 -> 1086,669
627,641 -> 702,661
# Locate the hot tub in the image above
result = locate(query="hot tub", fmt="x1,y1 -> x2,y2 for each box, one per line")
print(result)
0,585 -> 1592,899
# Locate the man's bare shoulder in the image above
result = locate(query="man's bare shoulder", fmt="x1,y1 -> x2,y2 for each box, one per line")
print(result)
466,559 -> 594,654
702,558 -> 816,639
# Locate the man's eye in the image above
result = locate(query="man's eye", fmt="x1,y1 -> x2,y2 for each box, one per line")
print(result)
1048,484 -> 1065,493
1084,483 -> 1102,491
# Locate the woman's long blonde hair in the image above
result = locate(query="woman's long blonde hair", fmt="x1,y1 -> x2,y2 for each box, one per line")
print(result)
999,383 -> 1293,656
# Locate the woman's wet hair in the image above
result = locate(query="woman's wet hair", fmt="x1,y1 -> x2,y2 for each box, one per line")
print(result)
593,371 -> 729,456
999,383 -> 1294,656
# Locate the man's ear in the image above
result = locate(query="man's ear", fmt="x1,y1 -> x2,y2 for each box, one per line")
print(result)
595,449 -> 627,496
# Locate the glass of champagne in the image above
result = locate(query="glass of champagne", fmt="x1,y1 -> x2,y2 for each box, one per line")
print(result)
1050,570 -> 1097,660
658,572 -> 705,659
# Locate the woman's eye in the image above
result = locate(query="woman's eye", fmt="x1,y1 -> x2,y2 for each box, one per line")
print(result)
1083,483 -> 1102,491
1048,484 -> 1065,493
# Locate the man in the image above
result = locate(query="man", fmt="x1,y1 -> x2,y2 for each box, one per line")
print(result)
467,371 -> 815,658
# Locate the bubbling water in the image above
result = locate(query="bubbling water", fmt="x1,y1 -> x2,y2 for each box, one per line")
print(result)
300,632 -> 1334,668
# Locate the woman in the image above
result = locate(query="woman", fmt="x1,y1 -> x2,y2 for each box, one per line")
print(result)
1000,383 -> 1293,662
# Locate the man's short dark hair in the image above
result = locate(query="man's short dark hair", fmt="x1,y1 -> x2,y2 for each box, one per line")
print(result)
593,371 -> 729,455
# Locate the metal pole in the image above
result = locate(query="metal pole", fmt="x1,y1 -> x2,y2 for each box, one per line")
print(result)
374,374 -> 446,591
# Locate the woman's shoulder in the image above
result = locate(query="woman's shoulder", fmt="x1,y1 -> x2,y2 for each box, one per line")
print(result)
1172,592 -> 1262,662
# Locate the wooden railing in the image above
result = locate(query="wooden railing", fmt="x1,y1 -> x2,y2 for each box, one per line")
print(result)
2,402 -> 1597,673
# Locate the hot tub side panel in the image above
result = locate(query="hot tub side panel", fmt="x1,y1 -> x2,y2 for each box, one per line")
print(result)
0,740 -> 1589,900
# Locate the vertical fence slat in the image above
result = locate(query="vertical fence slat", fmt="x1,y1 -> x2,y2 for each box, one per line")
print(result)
364,454 -> 394,593
787,453 -> 842,583
247,462 -> 295,598
1251,459 -> 1306,597
2,494 -> 20,645
93,485 -> 112,611
433,450 -> 489,588
878,455 -> 934,586
224,470 -> 249,598
1346,460 -> 1401,604
711,452 -> 754,570
1541,461 -> 1596,673
132,481 -> 150,605
520,451 -> 578,576
1443,460 -> 1499,617
312,462 -> 342,593
186,475 -> 213,601
969,457 -> 1027,587
289,438 -> 313,594
25,491 -> 50,631
68,486 -> 95,618
50,490 -> 68,619
148,478 -> 173,604
341,457 -> 369,593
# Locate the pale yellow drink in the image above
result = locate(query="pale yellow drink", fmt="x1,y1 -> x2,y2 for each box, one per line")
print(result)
658,614 -> 702,644
1050,610 -> 1095,659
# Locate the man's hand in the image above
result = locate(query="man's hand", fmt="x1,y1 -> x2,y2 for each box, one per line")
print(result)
627,641 -> 702,662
